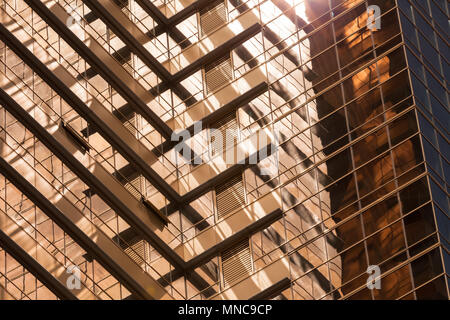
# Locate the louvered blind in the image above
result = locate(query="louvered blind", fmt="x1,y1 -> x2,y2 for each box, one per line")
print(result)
123,112 -> 137,137
199,1 -> 227,37
124,175 -> 142,200
221,239 -> 252,287
122,56 -> 133,74
122,173 -> 146,266
120,236 -> 146,266
215,174 -> 245,220
204,55 -> 233,94
210,112 -> 238,158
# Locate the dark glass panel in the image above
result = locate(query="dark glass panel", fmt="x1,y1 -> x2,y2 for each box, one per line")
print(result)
418,113 -> 437,146
400,14 -> 419,51
425,71 -> 445,105
406,48 -> 424,81
388,109 -> 418,146
430,179 -> 449,212
393,135 -> 423,178
418,33 -> 441,74
435,206 -> 450,242
411,247 -> 443,287
397,0 -> 413,20
404,203 -> 437,245
399,177 -> 431,213
410,74 -> 430,108
415,276 -> 448,299
422,138 -> 444,178
409,234 -> 439,257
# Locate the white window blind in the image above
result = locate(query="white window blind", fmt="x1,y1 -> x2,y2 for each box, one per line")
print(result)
215,174 -> 245,220
221,239 -> 252,287
199,1 -> 227,37
204,55 -> 233,94
124,174 -> 143,200
209,112 -> 238,158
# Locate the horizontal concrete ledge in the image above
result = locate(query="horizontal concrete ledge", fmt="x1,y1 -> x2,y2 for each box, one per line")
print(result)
249,277 -> 291,300
0,207 -> 98,300
0,218 -> 78,300
149,191 -> 283,283
185,208 -> 283,270
176,190 -> 282,262
211,256 -> 290,300
165,23 -> 261,77
0,87 -> 173,300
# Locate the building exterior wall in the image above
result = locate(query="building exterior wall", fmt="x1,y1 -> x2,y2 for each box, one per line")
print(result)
0,0 -> 447,300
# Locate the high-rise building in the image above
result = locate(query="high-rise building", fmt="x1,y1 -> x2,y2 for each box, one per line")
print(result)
0,0 -> 448,300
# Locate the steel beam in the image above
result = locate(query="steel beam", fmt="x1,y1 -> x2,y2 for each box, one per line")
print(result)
0,85 -> 184,280
0,228 -> 77,300
0,22 -> 179,203
0,88 -> 179,300
80,24 -> 262,139
23,0 -> 172,139
81,0 -> 194,101
249,277 -> 291,300
83,81 -> 268,196
179,143 -> 276,204
156,208 -> 283,288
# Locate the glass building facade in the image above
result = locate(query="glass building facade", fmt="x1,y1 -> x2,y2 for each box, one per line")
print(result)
0,0 -> 447,300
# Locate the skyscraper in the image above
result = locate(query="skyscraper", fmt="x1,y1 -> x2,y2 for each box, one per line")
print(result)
0,0 -> 448,300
